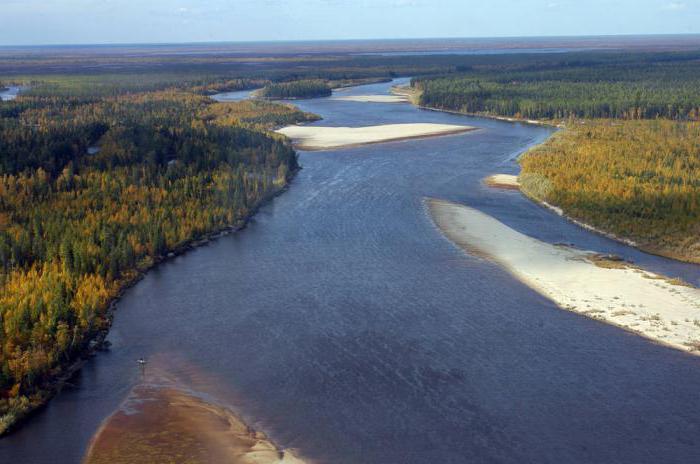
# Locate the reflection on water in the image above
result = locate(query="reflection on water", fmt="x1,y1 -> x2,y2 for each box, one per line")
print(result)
2,80 -> 699,464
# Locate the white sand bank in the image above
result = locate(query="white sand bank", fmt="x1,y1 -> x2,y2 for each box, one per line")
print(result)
276,123 -> 475,150
332,95 -> 409,103
427,198 -> 700,354
484,174 -> 520,189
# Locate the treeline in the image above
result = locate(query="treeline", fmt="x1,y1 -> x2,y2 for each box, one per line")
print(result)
412,56 -> 700,120
259,80 -> 332,99
519,120 -> 700,262
190,79 -> 269,95
0,86 -> 299,433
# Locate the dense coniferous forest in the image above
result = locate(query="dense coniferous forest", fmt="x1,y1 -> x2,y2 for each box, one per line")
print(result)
410,53 -> 700,261
259,80 -> 332,99
0,82 -> 307,433
412,60 -> 700,120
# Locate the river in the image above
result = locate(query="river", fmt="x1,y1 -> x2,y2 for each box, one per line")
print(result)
0,86 -> 22,101
1,79 -> 699,463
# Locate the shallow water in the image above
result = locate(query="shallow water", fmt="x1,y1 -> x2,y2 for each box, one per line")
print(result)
2,79 -> 700,464
0,86 -> 21,101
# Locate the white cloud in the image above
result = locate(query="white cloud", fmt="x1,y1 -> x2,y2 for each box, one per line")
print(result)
663,1 -> 686,10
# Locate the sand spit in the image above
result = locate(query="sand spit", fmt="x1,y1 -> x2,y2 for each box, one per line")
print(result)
427,198 -> 700,354
331,95 -> 409,103
84,384 -> 306,464
276,123 -> 475,150
484,174 -> 520,190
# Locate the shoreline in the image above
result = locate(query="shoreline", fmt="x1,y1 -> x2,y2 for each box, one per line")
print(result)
426,198 -> 700,355
83,377 -> 307,464
408,98 -> 564,128
409,81 -> 696,265
0,168 -> 300,437
483,173 -> 638,246
483,174 -> 520,190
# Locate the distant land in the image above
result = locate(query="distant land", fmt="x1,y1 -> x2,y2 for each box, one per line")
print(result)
1,34 -> 700,56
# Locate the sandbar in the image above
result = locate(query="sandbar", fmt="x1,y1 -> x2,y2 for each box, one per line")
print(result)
83,385 -> 305,464
331,95 -> 409,103
484,174 -> 520,189
427,198 -> 700,354
276,123 -> 475,150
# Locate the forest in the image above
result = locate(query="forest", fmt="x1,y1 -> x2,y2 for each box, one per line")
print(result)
2,46 -> 700,435
519,120 -> 700,263
0,81 -> 308,433
259,80 -> 332,99
410,53 -> 700,262
412,58 -> 700,120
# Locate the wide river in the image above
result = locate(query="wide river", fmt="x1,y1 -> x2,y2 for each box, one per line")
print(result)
2,79 -> 700,463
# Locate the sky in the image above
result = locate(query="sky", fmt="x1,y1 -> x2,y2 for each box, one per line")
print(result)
0,0 -> 698,46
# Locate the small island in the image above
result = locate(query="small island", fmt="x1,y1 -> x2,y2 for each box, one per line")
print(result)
276,123 -> 476,150
258,79 -> 332,99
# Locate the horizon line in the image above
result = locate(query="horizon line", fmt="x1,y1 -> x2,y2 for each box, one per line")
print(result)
1,32 -> 699,49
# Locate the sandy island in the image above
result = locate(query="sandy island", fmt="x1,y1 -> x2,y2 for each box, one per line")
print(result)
427,198 -> 700,354
484,174 -> 520,190
331,95 -> 409,103
276,123 -> 475,150
84,384 -> 305,464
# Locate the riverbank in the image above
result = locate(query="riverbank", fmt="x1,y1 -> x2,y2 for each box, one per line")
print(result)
484,172 -> 640,245
427,198 -> 700,354
0,169 -> 299,437
484,174 -> 520,190
276,123 -> 476,150
409,92 -> 697,265
84,384 -> 306,464
517,120 -> 700,265
390,84 -> 421,105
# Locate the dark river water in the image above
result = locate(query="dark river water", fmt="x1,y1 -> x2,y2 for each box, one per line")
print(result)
2,79 -> 700,464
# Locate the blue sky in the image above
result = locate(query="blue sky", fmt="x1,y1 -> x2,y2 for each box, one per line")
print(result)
0,0 -> 698,45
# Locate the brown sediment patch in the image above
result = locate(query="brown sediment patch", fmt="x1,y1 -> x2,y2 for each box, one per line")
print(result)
83,371 -> 305,464
83,360 -> 308,464
483,174 -> 520,190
